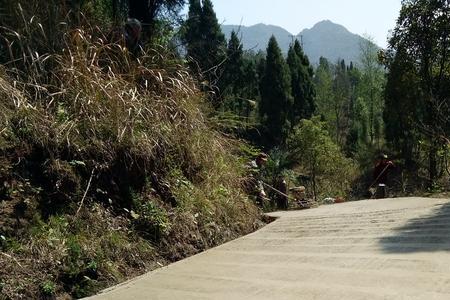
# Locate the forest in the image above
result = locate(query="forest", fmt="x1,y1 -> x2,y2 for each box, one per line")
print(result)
0,0 -> 449,298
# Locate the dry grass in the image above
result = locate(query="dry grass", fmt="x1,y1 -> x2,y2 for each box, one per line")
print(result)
0,9 -> 261,299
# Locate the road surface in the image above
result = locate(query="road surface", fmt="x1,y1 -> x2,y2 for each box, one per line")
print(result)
88,197 -> 450,300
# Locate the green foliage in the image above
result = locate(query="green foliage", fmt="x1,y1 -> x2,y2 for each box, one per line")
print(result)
359,37 -> 385,147
132,195 -> 171,241
40,280 -> 56,296
182,0 -> 226,101
387,0 -> 450,186
220,31 -> 245,109
287,40 -> 316,126
287,117 -> 358,200
216,32 -> 263,133
384,48 -> 423,168
0,237 -> 23,253
314,48 -> 385,163
128,0 -> 185,41
259,36 -> 293,145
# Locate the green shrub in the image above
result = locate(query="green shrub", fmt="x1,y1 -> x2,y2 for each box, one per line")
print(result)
288,117 -> 358,200
40,280 -> 56,296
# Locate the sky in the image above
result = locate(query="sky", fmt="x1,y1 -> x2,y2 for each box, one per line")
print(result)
207,0 -> 402,48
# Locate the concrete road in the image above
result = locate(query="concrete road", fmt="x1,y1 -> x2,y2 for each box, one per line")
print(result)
88,197 -> 450,300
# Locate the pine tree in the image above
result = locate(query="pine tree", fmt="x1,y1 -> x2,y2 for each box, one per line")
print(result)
359,37 -> 385,147
287,39 -> 316,127
199,0 -> 226,74
220,30 -> 245,112
241,57 -> 259,119
184,0 -> 203,69
182,0 -> 226,106
259,36 -> 293,145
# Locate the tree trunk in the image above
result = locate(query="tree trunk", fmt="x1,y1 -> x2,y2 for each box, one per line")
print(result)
429,133 -> 438,188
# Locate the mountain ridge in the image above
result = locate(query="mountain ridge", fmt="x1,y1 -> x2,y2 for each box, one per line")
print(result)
221,20 -> 377,65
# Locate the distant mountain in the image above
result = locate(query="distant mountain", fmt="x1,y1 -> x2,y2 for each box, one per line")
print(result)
299,20 -> 369,65
222,20 -> 376,65
221,23 -> 292,54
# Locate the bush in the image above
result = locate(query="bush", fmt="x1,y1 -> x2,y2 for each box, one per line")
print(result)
287,117 -> 358,200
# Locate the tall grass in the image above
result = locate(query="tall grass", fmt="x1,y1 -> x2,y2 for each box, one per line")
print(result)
0,3 -> 260,298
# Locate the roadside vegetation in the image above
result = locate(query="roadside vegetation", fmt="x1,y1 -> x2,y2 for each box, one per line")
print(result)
0,1 -> 260,298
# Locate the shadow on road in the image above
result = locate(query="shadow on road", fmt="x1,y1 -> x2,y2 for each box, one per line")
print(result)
379,202 -> 450,253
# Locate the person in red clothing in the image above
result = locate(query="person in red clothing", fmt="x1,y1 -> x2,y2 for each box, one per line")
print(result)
373,154 -> 395,198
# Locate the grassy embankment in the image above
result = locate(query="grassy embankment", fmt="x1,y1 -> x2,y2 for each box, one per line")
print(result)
0,19 -> 261,299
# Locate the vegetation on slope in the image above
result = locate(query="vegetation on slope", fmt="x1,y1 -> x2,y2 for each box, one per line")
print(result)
0,4 -> 260,299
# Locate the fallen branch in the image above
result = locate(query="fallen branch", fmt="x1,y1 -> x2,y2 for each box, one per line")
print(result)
76,167 -> 96,217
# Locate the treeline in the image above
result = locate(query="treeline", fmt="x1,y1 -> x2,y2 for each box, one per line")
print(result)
180,0 -> 391,199
181,0 -> 450,195
182,0 -> 316,146
383,0 -> 450,189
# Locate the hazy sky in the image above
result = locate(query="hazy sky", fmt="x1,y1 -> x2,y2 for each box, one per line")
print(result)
208,0 -> 402,48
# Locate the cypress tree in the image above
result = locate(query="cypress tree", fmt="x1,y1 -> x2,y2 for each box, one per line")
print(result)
182,0 -> 226,106
184,0 -> 203,70
259,36 -> 293,145
199,0 -> 226,74
220,30 -> 245,112
127,0 -> 185,40
183,0 -> 226,71
221,31 -> 244,91
287,39 -> 316,126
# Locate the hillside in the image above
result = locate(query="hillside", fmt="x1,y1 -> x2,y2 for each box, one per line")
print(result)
222,20 -> 377,65
0,4 -> 262,298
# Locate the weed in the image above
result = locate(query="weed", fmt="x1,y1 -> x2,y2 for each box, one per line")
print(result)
1,237 -> 22,253
40,280 -> 56,296
132,194 -> 171,241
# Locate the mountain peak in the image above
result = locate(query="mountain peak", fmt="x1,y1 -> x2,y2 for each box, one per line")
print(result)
221,20 -> 376,65
301,20 -> 350,36
314,19 -> 338,27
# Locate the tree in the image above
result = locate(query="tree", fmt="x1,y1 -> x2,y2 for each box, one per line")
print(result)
314,57 -> 334,120
183,0 -> 226,73
259,36 -> 293,145
388,0 -> 450,187
287,117 -> 356,200
183,0 -> 202,62
199,0 -> 226,73
293,40 -> 316,116
384,48 -> 423,169
332,59 -> 352,145
286,40 -> 316,127
220,30 -> 245,113
182,0 -> 226,106
239,51 -> 263,123
359,36 -> 385,147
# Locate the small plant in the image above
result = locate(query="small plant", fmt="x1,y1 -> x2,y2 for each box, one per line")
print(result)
133,200 -> 171,241
0,237 -> 22,253
40,280 -> 56,296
